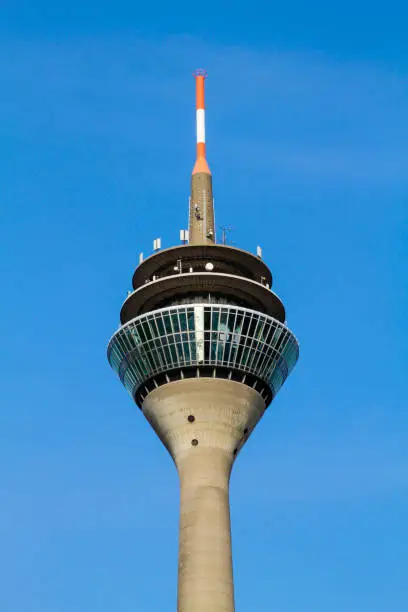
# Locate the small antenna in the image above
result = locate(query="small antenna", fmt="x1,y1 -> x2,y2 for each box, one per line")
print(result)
220,225 -> 235,245
139,252 -> 144,264
180,229 -> 189,244
256,245 -> 263,259
153,238 -> 162,252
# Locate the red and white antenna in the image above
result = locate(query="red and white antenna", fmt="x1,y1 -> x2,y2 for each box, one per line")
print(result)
189,69 -> 215,244
192,69 -> 211,175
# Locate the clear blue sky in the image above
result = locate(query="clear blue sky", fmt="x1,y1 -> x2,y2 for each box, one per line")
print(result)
1,1 -> 407,611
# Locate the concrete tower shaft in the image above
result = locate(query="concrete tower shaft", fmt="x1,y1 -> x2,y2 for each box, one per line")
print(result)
107,70 -> 299,612
143,379 -> 264,612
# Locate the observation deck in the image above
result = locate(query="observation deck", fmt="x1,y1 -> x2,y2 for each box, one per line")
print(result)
120,244 -> 286,323
108,303 -> 299,408
132,244 -> 273,288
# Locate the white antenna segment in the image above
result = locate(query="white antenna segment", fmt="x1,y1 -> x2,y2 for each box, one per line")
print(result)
139,252 -> 144,264
256,245 -> 263,259
180,229 -> 189,244
153,238 -> 162,252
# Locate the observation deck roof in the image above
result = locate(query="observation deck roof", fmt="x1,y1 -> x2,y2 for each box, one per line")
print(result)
121,272 -> 285,324
132,244 -> 273,289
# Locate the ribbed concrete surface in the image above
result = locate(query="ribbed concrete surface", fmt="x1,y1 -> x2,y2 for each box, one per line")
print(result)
142,379 -> 265,612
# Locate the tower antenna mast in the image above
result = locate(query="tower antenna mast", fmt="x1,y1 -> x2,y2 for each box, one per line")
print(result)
189,69 -> 215,245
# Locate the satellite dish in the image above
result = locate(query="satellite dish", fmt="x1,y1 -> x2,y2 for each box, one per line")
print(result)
205,262 -> 214,271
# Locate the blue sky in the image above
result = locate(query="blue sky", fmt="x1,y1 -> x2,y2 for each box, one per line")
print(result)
1,2 -> 407,611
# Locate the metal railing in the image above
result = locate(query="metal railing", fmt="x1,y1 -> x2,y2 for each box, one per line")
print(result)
108,304 -> 299,401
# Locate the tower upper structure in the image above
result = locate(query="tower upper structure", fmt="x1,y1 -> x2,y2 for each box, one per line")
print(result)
107,71 -> 299,612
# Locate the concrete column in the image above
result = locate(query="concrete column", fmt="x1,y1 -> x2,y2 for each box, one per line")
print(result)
142,378 -> 265,612
189,172 -> 215,245
177,448 -> 234,612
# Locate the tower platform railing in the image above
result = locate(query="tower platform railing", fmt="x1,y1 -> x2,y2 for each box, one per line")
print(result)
108,304 -> 299,407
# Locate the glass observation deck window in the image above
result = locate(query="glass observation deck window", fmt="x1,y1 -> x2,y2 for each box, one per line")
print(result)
107,304 -> 299,403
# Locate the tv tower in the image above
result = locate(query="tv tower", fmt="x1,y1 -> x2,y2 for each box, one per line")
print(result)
107,70 -> 299,612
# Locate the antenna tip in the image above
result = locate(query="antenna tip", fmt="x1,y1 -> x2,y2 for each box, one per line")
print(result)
193,68 -> 208,78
